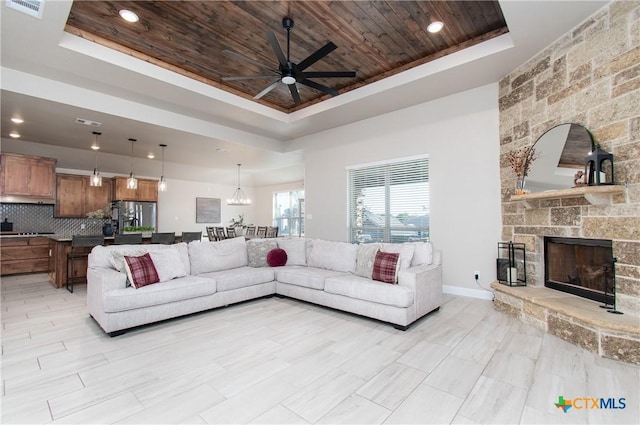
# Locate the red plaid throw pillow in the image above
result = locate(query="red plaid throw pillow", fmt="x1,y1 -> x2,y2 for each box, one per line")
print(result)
124,253 -> 160,288
372,251 -> 400,284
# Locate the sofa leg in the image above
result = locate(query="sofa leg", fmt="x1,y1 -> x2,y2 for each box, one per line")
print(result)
108,329 -> 127,337
393,324 -> 410,331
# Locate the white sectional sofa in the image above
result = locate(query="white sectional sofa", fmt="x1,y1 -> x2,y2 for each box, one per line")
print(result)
87,237 -> 442,336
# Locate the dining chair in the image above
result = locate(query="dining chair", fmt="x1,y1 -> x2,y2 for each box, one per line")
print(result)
256,226 -> 268,238
215,227 -> 227,241
151,232 -> 176,244
226,227 -> 237,238
266,226 -> 279,238
114,233 -> 143,245
206,227 -> 216,241
181,231 -> 202,243
245,226 -> 256,236
67,234 -> 104,293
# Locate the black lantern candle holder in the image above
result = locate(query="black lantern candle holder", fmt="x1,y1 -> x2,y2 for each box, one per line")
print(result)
497,242 -> 526,286
585,144 -> 614,185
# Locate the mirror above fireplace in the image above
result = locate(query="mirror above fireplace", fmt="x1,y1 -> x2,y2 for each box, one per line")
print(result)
525,123 -> 595,192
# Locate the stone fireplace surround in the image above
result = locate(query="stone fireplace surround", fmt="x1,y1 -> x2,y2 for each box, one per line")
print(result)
495,1 -> 640,364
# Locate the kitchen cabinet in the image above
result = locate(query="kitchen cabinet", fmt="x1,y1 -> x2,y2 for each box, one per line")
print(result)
55,174 -> 112,217
0,153 -> 56,201
0,236 -> 50,275
112,177 -> 158,202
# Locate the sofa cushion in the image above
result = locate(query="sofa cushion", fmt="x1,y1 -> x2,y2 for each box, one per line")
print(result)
89,243 -> 191,275
103,275 -> 216,313
149,249 -> 188,282
409,242 -> 433,266
381,243 -> 415,271
267,248 -> 288,267
276,238 -> 309,265
124,253 -> 160,289
324,275 -> 415,308
372,251 -> 400,284
307,239 -> 357,273
276,266 -> 346,290
199,267 -> 275,292
189,237 -> 248,274
355,243 -> 381,278
246,239 -> 277,267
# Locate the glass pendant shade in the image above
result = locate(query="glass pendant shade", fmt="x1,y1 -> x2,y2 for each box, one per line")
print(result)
89,131 -> 102,187
227,164 -> 251,206
127,138 -> 138,190
158,144 -> 168,192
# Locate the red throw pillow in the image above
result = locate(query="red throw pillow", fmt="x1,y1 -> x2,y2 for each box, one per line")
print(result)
372,251 -> 400,284
266,248 -> 288,267
124,253 -> 160,288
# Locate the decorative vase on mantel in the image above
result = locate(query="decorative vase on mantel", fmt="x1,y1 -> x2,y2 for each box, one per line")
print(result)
515,177 -> 527,195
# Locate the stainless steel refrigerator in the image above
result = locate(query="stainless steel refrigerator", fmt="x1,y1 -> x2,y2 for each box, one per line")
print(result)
112,201 -> 157,233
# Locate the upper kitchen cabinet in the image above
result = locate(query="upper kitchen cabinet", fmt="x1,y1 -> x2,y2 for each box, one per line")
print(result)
55,174 -> 112,217
0,153 -> 56,202
112,177 -> 158,202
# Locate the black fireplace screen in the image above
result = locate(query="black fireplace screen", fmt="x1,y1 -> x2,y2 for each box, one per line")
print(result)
544,237 -> 614,304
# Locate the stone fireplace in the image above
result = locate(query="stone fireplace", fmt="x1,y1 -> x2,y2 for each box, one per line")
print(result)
544,236 -> 614,305
494,2 -> 640,364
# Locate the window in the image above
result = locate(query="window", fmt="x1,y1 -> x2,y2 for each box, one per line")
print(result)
273,189 -> 305,237
348,156 -> 429,243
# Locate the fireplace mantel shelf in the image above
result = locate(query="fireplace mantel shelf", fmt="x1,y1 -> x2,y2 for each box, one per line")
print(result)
511,185 -> 625,207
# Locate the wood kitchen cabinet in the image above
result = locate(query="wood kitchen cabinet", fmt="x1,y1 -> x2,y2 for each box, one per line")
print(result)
55,174 -> 112,217
112,177 -> 158,202
0,236 -> 50,276
0,153 -> 56,200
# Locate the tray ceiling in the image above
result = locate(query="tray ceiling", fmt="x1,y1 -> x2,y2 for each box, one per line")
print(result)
65,0 -> 508,113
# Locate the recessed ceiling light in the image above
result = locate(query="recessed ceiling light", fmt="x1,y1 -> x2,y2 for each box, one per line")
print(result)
147,153 -> 155,159
9,131 -> 21,138
119,9 -> 139,23
427,21 -> 444,33
11,117 -> 24,124
91,145 -> 100,151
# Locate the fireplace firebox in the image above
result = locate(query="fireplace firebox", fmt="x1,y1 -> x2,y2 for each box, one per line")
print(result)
544,237 -> 614,305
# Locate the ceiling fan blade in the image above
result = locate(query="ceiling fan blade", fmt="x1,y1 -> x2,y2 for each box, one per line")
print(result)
297,42 -> 337,71
299,79 -> 338,97
222,49 -> 277,73
267,32 -> 287,67
222,75 -> 279,81
254,80 -> 281,100
301,71 -> 356,79
289,84 -> 301,105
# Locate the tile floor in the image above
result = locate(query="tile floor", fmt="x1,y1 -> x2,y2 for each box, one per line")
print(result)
1,273 -> 638,424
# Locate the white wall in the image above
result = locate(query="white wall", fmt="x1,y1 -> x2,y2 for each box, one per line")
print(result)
293,83 -> 502,291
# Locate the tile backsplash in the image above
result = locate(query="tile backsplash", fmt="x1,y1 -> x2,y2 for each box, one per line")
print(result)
0,203 -> 108,235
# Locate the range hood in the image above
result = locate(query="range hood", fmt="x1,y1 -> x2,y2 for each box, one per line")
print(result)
0,195 -> 55,204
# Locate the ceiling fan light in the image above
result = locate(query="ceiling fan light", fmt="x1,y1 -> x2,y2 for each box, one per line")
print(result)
427,21 -> 444,33
281,75 -> 296,85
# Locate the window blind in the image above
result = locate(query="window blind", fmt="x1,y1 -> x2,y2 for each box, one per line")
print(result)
348,156 -> 429,243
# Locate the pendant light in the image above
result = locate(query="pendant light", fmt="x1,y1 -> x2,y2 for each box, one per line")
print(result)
158,143 -> 168,192
127,138 -> 138,190
227,163 -> 251,206
89,131 -> 103,187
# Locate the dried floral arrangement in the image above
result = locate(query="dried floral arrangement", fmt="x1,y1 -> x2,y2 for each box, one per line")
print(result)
508,146 -> 539,178
86,204 -> 113,219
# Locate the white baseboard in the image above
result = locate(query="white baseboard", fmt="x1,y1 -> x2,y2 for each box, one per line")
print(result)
443,284 -> 494,301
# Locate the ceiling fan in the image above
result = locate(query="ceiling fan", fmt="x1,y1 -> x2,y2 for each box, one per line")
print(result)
222,17 -> 356,105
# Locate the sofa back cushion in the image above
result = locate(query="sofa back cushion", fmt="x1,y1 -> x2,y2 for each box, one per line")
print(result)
89,242 -> 190,275
307,239 -> 357,273
409,241 -> 433,266
189,237 -> 248,275
276,237 -> 309,266
381,243 -> 415,271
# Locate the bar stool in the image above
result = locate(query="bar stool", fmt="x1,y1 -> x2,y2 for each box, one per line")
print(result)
181,231 -> 202,243
114,233 -> 143,245
67,235 -> 104,293
266,226 -> 279,238
256,226 -> 268,238
151,232 -> 176,244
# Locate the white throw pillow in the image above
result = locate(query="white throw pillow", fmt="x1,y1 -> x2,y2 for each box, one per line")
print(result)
410,241 -> 433,266
277,238 -> 308,266
355,243 -> 381,278
110,247 -> 147,272
381,243 -> 415,270
307,239 -> 357,273
149,250 -> 188,282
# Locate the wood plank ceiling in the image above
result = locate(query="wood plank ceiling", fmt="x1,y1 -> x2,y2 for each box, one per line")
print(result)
65,1 -> 508,113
